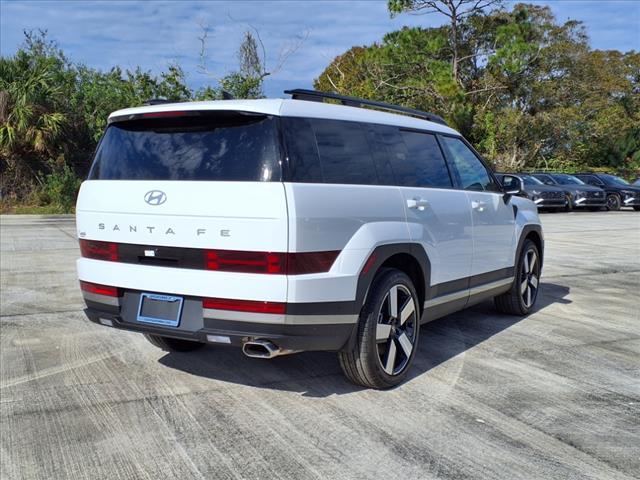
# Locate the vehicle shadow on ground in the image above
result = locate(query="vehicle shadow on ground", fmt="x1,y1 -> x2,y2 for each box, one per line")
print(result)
158,282 -> 571,397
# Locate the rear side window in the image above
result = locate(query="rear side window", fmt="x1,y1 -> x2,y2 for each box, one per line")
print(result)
375,126 -> 452,188
283,118 -> 379,185
89,113 -> 281,181
439,136 -> 500,192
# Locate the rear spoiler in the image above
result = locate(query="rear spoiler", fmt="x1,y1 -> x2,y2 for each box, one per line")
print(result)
107,109 -> 267,124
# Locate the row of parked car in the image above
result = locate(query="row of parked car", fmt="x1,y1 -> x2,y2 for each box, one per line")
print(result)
495,172 -> 640,212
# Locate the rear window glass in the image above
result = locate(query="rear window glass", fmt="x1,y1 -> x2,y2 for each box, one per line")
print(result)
283,118 -> 379,185
89,113 -> 281,181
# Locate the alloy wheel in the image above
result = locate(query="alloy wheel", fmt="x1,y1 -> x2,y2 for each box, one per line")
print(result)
375,284 -> 418,375
607,194 -> 620,211
520,248 -> 540,308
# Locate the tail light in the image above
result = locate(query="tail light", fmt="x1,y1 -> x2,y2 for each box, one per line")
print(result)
80,281 -> 120,297
287,251 -> 340,274
203,297 -> 285,314
204,250 -> 340,275
205,250 -> 286,274
80,239 -> 119,261
142,111 -> 187,118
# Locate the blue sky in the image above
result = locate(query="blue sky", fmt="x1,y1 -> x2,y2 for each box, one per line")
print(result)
1,0 -> 639,97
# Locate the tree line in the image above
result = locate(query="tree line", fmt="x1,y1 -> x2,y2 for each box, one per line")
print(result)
1,1 -> 638,212
316,1 -> 639,175
0,28 -> 271,212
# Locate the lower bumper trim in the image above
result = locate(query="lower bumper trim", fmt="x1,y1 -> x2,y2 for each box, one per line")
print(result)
84,308 -> 355,352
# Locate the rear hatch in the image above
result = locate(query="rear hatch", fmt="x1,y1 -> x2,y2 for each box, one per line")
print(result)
76,110 -> 289,300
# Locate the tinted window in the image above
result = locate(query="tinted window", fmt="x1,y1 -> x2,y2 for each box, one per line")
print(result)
578,175 -> 603,186
89,113 -> 281,181
312,119 -> 379,185
282,117 -> 323,183
283,118 -> 379,185
440,136 -> 499,192
375,126 -> 452,188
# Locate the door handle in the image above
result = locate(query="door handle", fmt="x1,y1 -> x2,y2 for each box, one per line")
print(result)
471,200 -> 487,212
407,198 -> 429,211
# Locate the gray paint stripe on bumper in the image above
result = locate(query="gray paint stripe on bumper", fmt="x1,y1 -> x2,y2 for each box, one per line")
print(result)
202,308 -> 358,325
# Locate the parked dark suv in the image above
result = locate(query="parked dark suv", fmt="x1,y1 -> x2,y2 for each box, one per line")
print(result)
530,173 -> 606,211
574,173 -> 640,211
496,173 -> 567,211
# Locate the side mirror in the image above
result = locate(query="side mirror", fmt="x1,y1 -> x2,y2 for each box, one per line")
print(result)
501,174 -> 524,196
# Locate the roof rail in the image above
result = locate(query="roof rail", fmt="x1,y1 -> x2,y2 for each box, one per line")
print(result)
284,89 -> 448,126
142,98 -> 175,106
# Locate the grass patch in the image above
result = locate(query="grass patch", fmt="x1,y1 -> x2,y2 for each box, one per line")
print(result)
0,201 -> 74,215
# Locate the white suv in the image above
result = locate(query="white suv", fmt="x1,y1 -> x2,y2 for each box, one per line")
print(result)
76,89 -> 543,389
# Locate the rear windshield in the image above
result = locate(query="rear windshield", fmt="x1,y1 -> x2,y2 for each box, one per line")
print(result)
89,112 -> 281,181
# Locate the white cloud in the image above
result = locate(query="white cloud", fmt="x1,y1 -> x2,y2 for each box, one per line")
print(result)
1,0 -> 637,97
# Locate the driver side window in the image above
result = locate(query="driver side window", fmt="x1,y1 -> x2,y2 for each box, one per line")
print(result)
590,176 -> 604,186
439,136 -> 500,192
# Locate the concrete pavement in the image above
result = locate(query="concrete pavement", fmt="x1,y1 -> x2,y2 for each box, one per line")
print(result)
1,212 -> 639,479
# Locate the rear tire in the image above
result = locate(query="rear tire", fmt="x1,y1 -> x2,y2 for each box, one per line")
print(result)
339,269 -> 420,389
606,194 -> 621,211
495,239 -> 541,316
143,334 -> 205,352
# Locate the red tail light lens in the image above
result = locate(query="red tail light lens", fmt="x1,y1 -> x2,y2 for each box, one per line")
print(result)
80,239 -> 119,261
204,250 -> 339,275
287,251 -> 340,275
205,250 -> 285,274
203,297 -> 285,314
142,111 -> 187,118
80,281 -> 120,297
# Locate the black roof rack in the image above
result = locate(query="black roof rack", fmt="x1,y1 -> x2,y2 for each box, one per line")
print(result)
284,89 -> 448,126
142,98 -> 175,106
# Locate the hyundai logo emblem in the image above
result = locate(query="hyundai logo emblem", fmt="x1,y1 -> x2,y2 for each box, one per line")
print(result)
144,190 -> 167,206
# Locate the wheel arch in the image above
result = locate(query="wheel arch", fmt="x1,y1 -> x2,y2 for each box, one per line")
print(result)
517,224 -> 544,270
343,243 -> 431,351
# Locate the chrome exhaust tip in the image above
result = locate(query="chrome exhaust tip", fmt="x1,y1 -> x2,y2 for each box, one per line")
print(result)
242,339 -> 300,359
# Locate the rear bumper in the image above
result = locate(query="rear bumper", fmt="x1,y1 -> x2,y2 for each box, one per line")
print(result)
83,290 -> 357,352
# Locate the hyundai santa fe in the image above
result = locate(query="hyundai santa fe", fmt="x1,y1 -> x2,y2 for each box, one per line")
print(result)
530,173 -> 606,211
76,89 -> 544,389
574,173 -> 640,211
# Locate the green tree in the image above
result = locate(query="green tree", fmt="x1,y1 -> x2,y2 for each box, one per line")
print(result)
0,31 -> 70,198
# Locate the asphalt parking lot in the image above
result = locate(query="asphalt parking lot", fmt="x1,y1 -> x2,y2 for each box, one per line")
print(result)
1,212 -> 639,480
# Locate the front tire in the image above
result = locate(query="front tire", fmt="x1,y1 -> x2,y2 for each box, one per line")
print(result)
606,194 -> 621,211
495,239 -> 541,316
143,334 -> 205,352
339,269 -> 420,389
